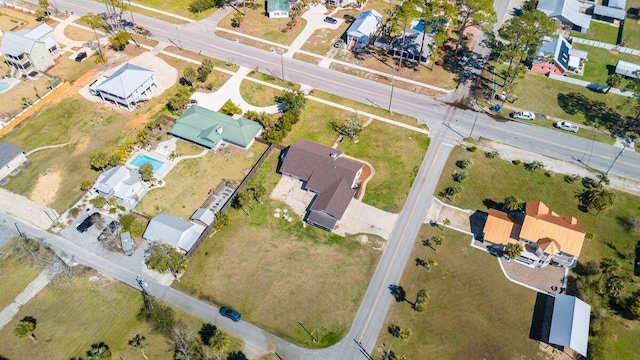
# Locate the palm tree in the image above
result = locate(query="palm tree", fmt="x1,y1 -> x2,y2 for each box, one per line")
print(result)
584,187 -> 615,215
432,236 -> 443,250
446,186 -> 463,203
598,258 -> 620,285
251,184 -> 267,204
81,13 -> 107,59
209,330 -> 230,355
605,276 -> 625,297
426,258 -> 438,270
605,73 -> 623,94
128,332 -> 148,359
13,319 -> 37,343
86,342 -> 111,360
505,243 -> 524,260
503,195 -> 524,212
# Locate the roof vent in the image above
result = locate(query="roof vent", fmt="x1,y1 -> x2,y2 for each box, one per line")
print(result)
330,152 -> 338,159
216,126 -> 223,134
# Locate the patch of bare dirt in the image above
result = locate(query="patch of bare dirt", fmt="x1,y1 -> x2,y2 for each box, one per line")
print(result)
29,169 -> 62,207
71,137 -> 89,156
125,103 -> 164,129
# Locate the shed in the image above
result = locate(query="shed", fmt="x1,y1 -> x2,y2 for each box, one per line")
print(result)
191,208 -> 215,226
0,142 -> 27,180
615,60 -> 640,78
549,294 -> 591,357
592,5 -> 626,20
143,212 -> 205,253
266,0 -> 290,18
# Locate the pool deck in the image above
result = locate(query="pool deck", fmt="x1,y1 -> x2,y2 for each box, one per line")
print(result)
127,137 -> 208,180
0,77 -> 20,94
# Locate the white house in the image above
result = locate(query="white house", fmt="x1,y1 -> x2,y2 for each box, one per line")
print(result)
537,0 -> 591,32
0,23 -> 60,76
0,142 -> 27,181
92,165 -> 148,206
143,212 -> 205,253
346,9 -> 382,51
94,63 -> 156,111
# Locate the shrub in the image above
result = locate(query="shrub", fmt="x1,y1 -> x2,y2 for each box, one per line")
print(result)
452,171 -> 469,182
564,174 -> 580,183
90,196 -> 107,209
512,159 -> 522,166
467,146 -> 477,152
130,219 -> 148,237
69,207 -> 80,217
456,158 -> 473,169
545,171 -> 555,177
485,150 -> 499,159
525,160 -> 544,171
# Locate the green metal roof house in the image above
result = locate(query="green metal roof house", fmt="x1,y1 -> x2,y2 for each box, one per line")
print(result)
266,0 -> 290,18
168,105 -> 262,150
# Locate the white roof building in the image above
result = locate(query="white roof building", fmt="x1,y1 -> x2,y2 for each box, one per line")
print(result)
346,9 -> 382,51
95,63 -> 156,111
615,60 -> 640,79
93,166 -> 148,206
537,0 -> 591,32
549,294 -> 591,357
143,212 -> 205,253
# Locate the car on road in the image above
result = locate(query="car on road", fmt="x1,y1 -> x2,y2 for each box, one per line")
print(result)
76,212 -> 102,233
457,56 -> 469,67
75,51 -> 87,62
334,39 -> 344,48
324,16 -> 337,24
219,307 -> 241,322
511,111 -> 535,120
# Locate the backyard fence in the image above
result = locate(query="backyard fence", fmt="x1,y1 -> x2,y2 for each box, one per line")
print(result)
185,140 -> 283,258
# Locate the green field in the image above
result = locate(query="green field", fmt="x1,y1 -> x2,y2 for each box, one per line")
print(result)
572,21 -> 620,44
239,80 -> 283,107
568,44 -> 640,85
174,152 -> 382,348
0,248 -> 42,310
377,226 -> 547,360
0,270 -> 242,359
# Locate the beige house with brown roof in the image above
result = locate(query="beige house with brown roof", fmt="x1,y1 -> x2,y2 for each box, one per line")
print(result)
483,201 -> 585,268
279,139 -> 363,231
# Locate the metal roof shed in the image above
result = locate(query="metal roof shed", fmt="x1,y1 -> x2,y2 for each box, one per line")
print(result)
592,5 -> 626,20
549,294 -> 591,357
615,60 -> 640,78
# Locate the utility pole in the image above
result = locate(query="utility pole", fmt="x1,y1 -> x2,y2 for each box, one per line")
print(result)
176,25 -> 183,50
388,71 -> 395,113
468,109 -> 479,139
605,146 -> 626,175
15,222 -> 24,237
280,50 -> 285,81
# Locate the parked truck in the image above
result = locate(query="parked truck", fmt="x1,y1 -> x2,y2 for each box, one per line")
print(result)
555,121 -> 579,133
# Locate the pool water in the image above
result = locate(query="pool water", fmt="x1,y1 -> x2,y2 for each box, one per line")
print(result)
413,20 -> 425,32
0,82 -> 9,93
131,154 -> 165,173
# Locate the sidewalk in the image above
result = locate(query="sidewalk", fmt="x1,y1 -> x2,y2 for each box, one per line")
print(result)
548,74 -> 635,98
0,269 -> 54,331
572,37 -> 640,56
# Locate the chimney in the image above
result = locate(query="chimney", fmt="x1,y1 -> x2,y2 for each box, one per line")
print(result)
216,126 -> 223,134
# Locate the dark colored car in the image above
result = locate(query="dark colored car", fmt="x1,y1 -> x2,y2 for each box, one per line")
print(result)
334,39 -> 344,48
324,16 -> 337,24
219,307 -> 241,322
75,51 -> 87,62
76,212 -> 102,233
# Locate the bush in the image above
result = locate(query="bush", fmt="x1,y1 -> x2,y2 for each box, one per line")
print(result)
485,150 -> 498,159
512,159 -> 522,166
69,207 -> 80,217
456,158 -> 473,169
564,174 -> 580,183
525,160 -> 544,171
452,171 -> 469,182
219,99 -> 242,116
545,171 -> 555,177
130,220 -> 148,237
467,146 -> 477,152
90,196 -> 107,209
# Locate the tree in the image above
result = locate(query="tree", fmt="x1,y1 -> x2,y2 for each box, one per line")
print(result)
426,258 -> 438,270
13,318 -> 37,343
232,191 -> 252,214
107,153 -> 122,167
86,342 -> 111,360
109,31 -> 131,51
171,324 -> 202,360
80,179 -> 93,192
605,276 -> 625,298
8,235 -> 54,268
81,13 -> 107,58
214,211 -> 230,230
209,329 -> 230,355
137,129 -> 150,147
139,162 -> 154,181
505,242 -> 524,259
250,184 -> 267,204
525,160 -> 544,171
128,333 -> 148,358
431,235 -> 443,250
445,186 -> 463,202
145,242 -> 188,276
130,219 -> 148,237
333,112 -> 364,142
414,288 -> 430,311
90,195 -> 107,209
452,171 -> 469,182
275,90 -> 307,115
582,187 -> 615,215
605,74 -> 623,94
503,195 -> 524,212
232,12 -> 244,28
168,85 -> 193,113
454,0 -> 496,54
398,327 -> 412,340
456,158 -> 473,169
90,151 -> 109,170
197,59 -> 214,82
220,100 -> 242,116
628,291 -> 640,319
582,260 -> 600,277
598,258 -> 620,285
183,66 -> 198,86
137,295 -> 176,336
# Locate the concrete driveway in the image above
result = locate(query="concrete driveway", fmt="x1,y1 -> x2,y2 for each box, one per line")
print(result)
284,3 -> 341,57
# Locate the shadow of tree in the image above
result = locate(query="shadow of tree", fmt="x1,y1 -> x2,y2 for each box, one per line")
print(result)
557,92 -> 626,136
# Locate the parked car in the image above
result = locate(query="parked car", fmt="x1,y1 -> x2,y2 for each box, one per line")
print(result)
511,111 -> 535,120
219,307 -> 242,322
324,16 -> 337,24
187,99 -> 198,108
76,212 -> 102,233
555,121 -> 579,133
457,56 -> 469,67
334,39 -> 344,48
75,51 -> 87,62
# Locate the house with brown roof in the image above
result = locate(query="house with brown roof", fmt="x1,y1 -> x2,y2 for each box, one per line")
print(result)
482,201 -> 585,268
279,139 -> 363,231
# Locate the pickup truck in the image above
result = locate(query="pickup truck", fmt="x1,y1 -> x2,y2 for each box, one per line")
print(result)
555,121 -> 579,133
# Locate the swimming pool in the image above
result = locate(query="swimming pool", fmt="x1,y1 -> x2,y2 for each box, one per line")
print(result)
413,19 -> 425,32
0,81 -> 10,93
131,154 -> 165,173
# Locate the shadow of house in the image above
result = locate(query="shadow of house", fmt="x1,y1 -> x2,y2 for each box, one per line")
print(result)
529,292 -> 555,344
469,210 -> 488,240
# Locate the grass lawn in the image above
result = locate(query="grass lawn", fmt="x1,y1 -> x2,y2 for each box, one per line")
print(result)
48,55 -> 99,83
0,249 -> 42,310
174,139 -> 205,156
292,52 -> 322,64
377,227 -> 547,360
0,76 -> 51,118
239,79 -> 283,106
137,143 -> 268,219
63,25 -> 95,42
0,8 -> 35,32
123,0 -> 217,19
506,71 -> 635,124
161,46 -> 240,72
435,145 -> 640,357
567,44 -> 640,85
157,53 -> 233,90
218,6 -> 307,46
338,121 -> 429,212
282,98 -> 350,147
572,21 -> 620,44
309,89 -> 424,127
622,1 -> 640,49
0,270 -> 242,359
174,152 -> 382,348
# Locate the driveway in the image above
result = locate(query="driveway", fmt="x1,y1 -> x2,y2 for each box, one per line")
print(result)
284,3 -> 340,58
